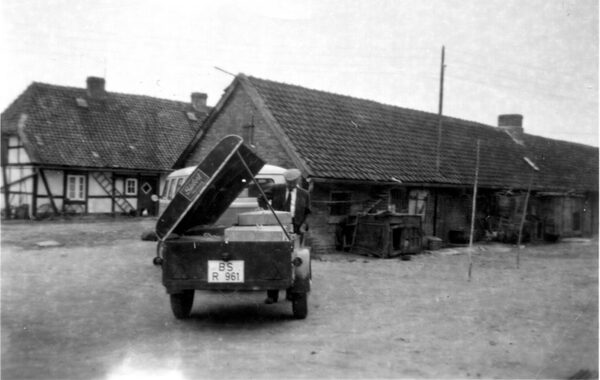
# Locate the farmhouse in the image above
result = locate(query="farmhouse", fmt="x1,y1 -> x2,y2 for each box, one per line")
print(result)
176,74 -> 598,252
1,77 -> 208,218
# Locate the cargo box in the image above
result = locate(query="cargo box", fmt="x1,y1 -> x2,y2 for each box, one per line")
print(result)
225,225 -> 290,242
237,210 -> 292,227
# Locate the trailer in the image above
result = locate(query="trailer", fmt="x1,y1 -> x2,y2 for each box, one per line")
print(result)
154,135 -> 311,319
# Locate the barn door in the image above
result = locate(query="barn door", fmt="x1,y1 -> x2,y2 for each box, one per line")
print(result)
138,176 -> 159,216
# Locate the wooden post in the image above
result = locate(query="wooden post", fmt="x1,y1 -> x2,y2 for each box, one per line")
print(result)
2,163 -> 10,219
468,139 -> 481,281
516,173 -> 534,268
32,168 -> 38,218
111,173 -> 116,215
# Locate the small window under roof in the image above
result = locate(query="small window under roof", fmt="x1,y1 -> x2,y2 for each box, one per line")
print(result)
75,97 -> 88,108
186,111 -> 197,121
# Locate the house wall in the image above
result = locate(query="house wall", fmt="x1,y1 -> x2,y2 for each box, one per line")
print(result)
588,192 -> 599,236
307,182 -> 377,252
1,135 -> 35,216
35,170 -> 64,215
537,193 -> 598,238
307,182 -> 446,252
423,188 -> 470,243
184,85 -> 296,169
1,163 -> 159,218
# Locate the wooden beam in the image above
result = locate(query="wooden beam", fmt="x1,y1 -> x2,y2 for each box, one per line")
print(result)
2,163 -> 11,218
32,169 -> 38,217
39,169 -> 59,215
111,173 -> 116,214
0,173 -> 36,191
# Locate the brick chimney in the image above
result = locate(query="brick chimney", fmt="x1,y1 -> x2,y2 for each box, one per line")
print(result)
191,92 -> 208,112
86,76 -> 106,98
498,114 -> 524,143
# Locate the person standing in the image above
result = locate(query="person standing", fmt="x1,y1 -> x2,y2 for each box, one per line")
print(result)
260,168 -> 310,304
266,169 -> 310,234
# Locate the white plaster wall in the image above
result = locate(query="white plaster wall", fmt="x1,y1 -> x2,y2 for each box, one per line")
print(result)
37,170 -> 64,196
35,197 -> 64,214
8,137 -> 30,164
126,197 -> 138,209
88,198 -> 112,213
6,167 -> 34,190
115,178 -> 124,194
89,172 -> 112,196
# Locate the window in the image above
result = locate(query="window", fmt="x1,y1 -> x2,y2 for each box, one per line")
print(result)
248,178 -> 274,197
67,175 -> 86,201
408,189 -> 428,218
330,191 -> 351,216
161,179 -> 171,197
125,178 -> 138,196
175,178 -> 185,193
242,124 -> 255,146
390,188 -> 408,213
168,179 -> 178,200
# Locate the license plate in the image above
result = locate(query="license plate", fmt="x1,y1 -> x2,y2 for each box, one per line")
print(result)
208,260 -> 244,283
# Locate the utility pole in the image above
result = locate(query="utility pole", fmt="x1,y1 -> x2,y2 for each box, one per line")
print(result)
435,46 -> 446,174
468,139 -> 481,282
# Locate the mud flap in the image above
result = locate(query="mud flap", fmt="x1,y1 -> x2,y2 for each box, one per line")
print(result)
291,247 -> 311,293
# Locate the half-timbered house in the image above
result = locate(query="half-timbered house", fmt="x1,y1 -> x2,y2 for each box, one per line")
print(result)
1,77 -> 208,218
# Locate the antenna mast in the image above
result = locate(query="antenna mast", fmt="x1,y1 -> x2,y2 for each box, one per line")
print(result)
435,46 -> 446,174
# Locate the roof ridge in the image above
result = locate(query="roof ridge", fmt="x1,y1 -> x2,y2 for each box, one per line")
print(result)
28,81 -> 195,108
523,132 -> 599,149
246,75 -> 498,132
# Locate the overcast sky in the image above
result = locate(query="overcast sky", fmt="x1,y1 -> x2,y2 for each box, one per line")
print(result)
1,0 -> 598,146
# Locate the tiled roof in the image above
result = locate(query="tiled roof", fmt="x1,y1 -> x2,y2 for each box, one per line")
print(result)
245,76 -> 598,192
1,82 -> 207,171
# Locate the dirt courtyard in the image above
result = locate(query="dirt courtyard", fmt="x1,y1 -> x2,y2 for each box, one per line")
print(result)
1,218 -> 598,379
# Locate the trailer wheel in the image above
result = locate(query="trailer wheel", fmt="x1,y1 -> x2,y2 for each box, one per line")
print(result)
170,290 -> 194,319
292,292 -> 308,319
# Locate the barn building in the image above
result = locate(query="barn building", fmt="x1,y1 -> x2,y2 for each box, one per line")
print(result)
175,74 -> 598,253
1,77 -> 208,218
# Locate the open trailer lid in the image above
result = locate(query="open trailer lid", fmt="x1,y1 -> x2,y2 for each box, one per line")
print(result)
155,135 -> 265,240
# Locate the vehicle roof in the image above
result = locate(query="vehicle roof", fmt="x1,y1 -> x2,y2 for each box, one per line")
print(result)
168,163 -> 285,179
259,164 -> 287,175
167,166 -> 197,178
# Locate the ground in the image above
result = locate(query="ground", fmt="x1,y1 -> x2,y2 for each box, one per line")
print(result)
1,217 -> 598,379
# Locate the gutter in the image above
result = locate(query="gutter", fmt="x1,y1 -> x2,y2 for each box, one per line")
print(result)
22,163 -> 172,174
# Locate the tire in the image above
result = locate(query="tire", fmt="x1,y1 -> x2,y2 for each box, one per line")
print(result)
292,292 -> 308,319
170,290 -> 194,319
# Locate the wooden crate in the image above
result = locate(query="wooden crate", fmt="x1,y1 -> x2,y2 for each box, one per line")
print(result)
352,212 -> 423,258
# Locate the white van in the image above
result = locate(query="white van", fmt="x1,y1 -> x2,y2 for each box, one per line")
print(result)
158,164 -> 287,225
